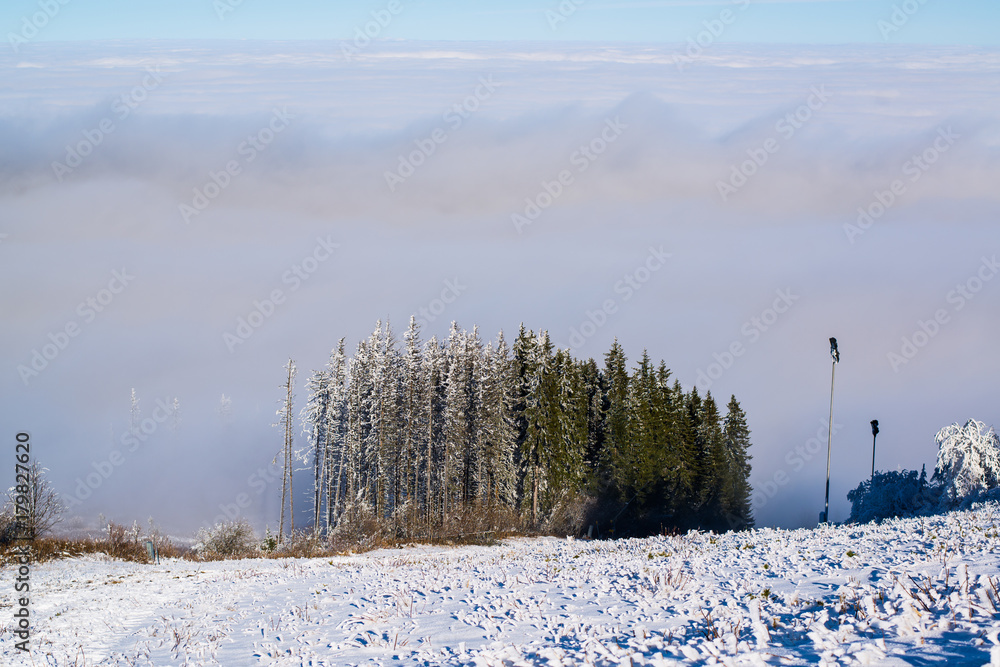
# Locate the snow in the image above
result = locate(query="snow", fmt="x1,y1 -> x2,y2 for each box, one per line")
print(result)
5,505 -> 1000,665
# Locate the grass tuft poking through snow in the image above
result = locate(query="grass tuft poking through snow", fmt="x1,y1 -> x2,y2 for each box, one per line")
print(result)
4,504 -> 1000,665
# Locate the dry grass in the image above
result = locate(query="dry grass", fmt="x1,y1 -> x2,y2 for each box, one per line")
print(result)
0,506 -> 551,565
0,520 -> 191,565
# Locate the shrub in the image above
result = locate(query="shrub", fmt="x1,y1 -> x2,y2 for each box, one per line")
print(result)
847,469 -> 939,524
101,520 -> 150,562
195,519 -> 258,559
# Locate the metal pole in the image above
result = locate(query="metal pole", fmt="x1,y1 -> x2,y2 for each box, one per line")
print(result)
871,432 -> 877,481
870,419 -> 879,483
823,358 -> 836,524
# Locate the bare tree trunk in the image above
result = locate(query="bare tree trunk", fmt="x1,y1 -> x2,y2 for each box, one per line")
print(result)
532,465 -> 538,526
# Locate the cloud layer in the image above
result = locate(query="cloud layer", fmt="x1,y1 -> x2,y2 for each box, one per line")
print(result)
2,41 -> 999,533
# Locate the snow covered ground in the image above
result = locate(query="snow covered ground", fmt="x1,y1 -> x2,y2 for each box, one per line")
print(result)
4,505 -> 1000,666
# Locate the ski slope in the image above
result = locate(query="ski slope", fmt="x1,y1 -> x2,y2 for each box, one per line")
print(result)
4,504 -> 1000,665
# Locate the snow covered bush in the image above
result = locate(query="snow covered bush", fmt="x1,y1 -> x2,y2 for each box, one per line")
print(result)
847,469 -> 937,524
932,419 -> 1000,507
195,519 -> 258,559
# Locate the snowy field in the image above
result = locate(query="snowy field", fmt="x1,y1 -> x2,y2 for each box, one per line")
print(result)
5,506 -> 1000,666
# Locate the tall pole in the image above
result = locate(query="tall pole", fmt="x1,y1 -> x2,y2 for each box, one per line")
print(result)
823,338 -> 839,524
870,419 -> 879,482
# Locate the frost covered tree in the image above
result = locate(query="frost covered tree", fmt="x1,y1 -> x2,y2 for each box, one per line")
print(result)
847,468 -> 932,524
218,394 -> 233,423
933,419 -> 1000,506
301,367 -> 332,534
400,318 -> 427,529
369,320 -> 403,518
130,388 -> 141,437
322,339 -> 350,531
275,359 -> 296,541
4,461 -> 63,537
477,333 -> 518,508
422,335 -> 448,524
442,322 -> 477,516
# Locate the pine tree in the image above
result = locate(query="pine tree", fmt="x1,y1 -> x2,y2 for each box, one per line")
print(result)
400,317 -> 427,531
346,338 -> 373,514
478,332 -> 518,509
624,351 -> 659,503
696,391 -> 727,528
578,358 -> 606,475
602,339 -> 631,499
722,395 -> 754,530
422,336 -> 447,525
300,368 -> 331,534
546,350 -> 588,509
512,325 -> 539,521
276,359 -> 297,542
323,339 -> 350,532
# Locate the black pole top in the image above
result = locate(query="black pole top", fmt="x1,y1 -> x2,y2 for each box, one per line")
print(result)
871,419 -> 879,436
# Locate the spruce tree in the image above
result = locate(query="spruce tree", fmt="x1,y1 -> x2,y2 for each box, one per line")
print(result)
601,339 -> 630,499
401,317 -> 427,530
478,333 -> 517,509
324,339 -> 350,531
696,391 -> 727,528
422,336 -> 447,525
722,395 -> 754,530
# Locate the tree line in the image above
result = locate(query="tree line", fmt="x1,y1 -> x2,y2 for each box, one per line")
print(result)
286,317 -> 754,540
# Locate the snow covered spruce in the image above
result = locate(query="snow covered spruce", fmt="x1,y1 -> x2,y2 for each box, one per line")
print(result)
5,504 -> 1000,665
282,317 -> 754,545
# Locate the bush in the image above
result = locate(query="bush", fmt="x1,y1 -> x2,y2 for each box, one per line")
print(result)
101,520 -> 150,562
195,519 -> 258,559
542,493 -> 600,536
847,469 -> 939,524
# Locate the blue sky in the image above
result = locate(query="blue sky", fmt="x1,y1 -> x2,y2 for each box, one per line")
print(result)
2,0 -> 999,45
